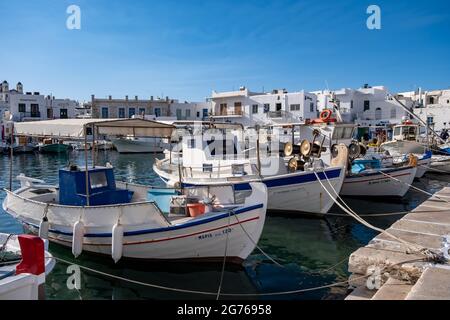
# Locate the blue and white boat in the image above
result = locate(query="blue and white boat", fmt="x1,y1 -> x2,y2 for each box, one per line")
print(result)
154,124 -> 350,214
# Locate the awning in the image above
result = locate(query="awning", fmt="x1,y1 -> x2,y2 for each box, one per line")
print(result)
13,119 -> 113,138
93,118 -> 175,137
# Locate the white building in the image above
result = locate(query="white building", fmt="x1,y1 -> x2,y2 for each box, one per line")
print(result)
210,87 -> 318,126
91,94 -> 211,121
400,88 -> 450,132
1,80 -> 80,122
313,85 -> 413,126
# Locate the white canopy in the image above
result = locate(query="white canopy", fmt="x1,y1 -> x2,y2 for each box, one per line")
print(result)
94,118 -> 175,137
13,119 -> 112,138
13,118 -> 175,138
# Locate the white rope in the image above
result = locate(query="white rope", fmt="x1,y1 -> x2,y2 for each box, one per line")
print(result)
377,171 -> 450,204
419,164 -> 450,174
46,255 -> 428,297
216,209 -> 231,300
314,171 -> 438,259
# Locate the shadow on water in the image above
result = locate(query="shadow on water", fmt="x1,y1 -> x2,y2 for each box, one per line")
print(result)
1,151 -> 449,300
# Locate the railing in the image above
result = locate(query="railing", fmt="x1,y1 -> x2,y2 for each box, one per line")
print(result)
212,110 -> 244,117
19,112 -> 41,120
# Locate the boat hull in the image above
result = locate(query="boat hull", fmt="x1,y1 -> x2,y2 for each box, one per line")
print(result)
2,183 -> 267,262
341,166 -> 417,197
157,166 -> 346,214
112,138 -> 164,153
381,140 -> 427,156
39,144 -> 70,154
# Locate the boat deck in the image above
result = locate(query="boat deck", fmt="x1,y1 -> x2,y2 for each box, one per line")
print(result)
345,187 -> 450,300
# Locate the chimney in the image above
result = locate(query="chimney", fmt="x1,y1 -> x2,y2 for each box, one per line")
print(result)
135,96 -> 138,101
108,95 -> 112,100
151,96 -> 154,101
125,95 -> 129,101
166,96 -> 169,102
91,94 -> 95,101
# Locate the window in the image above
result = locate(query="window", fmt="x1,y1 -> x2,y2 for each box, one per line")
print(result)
176,109 -> 182,119
101,107 -> 109,118
427,116 -> 434,126
350,100 -> 354,109
290,104 -> 300,111
118,108 -> 125,118
196,111 -> 200,118
276,103 -> 282,111
263,104 -> 270,113
90,171 -> 108,189
252,104 -> 259,114
188,139 -> 195,149
18,103 -> 26,113
30,104 -> 39,117
139,108 -> 146,115
186,109 -> 191,118
364,100 -> 370,111
310,102 -> 314,112
155,108 -> 161,117
47,108 -> 53,119
203,108 -> 209,119
128,108 -> 136,118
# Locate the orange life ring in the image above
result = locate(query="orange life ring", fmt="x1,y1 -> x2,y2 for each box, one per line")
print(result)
320,110 -> 332,122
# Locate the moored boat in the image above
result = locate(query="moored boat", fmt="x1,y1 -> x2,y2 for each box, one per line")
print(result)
112,136 -> 165,153
2,165 -> 268,263
0,233 -> 55,300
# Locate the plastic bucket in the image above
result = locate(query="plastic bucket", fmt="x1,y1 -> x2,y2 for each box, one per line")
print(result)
187,203 -> 206,217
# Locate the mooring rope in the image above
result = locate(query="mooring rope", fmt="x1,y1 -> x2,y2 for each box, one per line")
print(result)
419,164 -> 450,174
216,209 -> 232,300
45,254 -> 431,297
314,171 -> 443,262
377,171 -> 450,204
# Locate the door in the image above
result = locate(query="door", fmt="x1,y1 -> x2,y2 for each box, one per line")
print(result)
60,108 -> 68,119
31,104 -> 40,118
234,102 -> 242,115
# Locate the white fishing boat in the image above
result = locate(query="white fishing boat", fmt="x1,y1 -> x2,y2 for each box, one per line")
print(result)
429,155 -> 450,173
112,136 -> 165,153
3,118 -> 268,263
154,120 -> 350,214
380,122 -> 428,156
96,140 -> 114,151
3,167 -> 267,263
340,158 -> 417,197
0,233 -> 55,300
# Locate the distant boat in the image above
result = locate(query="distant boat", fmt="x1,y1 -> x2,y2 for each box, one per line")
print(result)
112,136 -> 165,153
38,139 -> 70,154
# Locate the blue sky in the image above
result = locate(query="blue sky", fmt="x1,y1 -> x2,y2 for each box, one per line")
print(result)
0,0 -> 449,102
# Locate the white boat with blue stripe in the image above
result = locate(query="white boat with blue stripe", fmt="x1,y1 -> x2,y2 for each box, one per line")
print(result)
2,165 -> 268,264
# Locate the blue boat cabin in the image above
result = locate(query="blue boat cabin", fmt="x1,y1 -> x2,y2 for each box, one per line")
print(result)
59,165 -> 134,206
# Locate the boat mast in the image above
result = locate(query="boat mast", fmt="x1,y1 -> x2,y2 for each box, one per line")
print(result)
84,124 -> 90,206
9,122 -> 14,190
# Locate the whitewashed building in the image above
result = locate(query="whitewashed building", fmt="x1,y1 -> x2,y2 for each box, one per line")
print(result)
1,80 -> 79,122
210,87 -> 318,126
313,85 -> 413,126
400,88 -> 450,132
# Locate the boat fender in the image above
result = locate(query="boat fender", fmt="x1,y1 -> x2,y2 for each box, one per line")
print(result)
408,154 -> 418,167
38,216 -> 49,240
112,223 -> 124,263
72,221 -> 85,258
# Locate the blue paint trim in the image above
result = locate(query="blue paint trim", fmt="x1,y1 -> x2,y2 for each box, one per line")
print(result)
23,203 -> 264,238
184,168 -> 342,191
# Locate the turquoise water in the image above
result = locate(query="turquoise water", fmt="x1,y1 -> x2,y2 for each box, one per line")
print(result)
1,151 -> 449,300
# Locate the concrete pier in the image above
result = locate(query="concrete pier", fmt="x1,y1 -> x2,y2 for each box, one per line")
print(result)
346,187 -> 450,300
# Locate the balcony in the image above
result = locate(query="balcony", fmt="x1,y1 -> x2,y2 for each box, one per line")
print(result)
19,112 -> 41,121
211,109 -> 244,118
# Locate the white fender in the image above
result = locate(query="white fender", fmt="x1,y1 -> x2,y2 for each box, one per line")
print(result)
112,223 -> 124,263
72,220 -> 85,258
38,217 -> 49,240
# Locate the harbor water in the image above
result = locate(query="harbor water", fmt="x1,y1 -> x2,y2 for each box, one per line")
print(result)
1,151 -> 449,300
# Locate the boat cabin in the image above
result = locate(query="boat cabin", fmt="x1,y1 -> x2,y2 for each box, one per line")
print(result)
391,123 -> 425,142
59,165 -> 134,206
